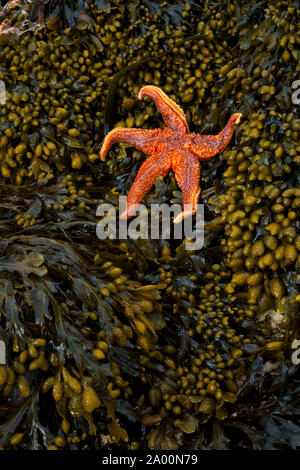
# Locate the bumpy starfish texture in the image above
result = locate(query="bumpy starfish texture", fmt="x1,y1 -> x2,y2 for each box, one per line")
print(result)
100,85 -> 242,223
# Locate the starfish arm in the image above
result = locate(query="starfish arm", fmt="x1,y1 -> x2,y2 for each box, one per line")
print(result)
172,152 -> 201,224
189,113 -> 242,160
138,85 -> 189,135
100,128 -> 162,161
120,152 -> 172,219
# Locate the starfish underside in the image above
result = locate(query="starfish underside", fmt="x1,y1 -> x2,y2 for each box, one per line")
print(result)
100,85 -> 242,223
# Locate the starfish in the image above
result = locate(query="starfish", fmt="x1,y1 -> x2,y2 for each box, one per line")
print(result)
100,85 -> 242,223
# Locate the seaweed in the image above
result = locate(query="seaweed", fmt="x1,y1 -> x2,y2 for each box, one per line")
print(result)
0,0 -> 299,451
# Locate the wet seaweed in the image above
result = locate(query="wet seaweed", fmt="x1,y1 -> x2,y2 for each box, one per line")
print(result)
0,0 -> 299,451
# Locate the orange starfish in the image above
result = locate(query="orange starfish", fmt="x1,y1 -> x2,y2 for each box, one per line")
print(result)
100,85 -> 242,223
